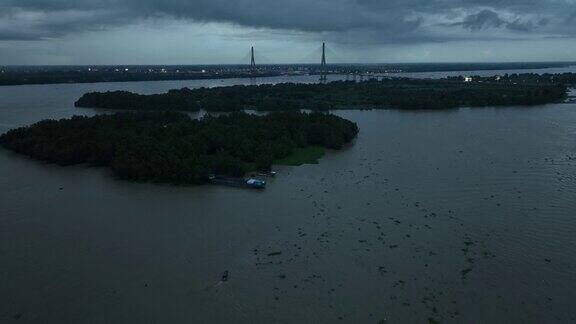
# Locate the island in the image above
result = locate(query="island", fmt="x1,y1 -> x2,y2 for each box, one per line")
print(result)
75,75 -> 569,111
0,112 -> 358,185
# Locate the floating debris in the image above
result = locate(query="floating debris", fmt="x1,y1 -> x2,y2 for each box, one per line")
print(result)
460,268 -> 472,279
221,270 -> 230,282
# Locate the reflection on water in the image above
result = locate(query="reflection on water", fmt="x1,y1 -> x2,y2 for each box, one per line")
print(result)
1,73 -> 576,323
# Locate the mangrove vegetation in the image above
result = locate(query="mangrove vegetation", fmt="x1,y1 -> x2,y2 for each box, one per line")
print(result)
0,112 -> 358,185
75,76 -> 568,111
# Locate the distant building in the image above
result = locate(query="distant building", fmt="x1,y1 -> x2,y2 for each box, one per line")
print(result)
464,76 -> 473,82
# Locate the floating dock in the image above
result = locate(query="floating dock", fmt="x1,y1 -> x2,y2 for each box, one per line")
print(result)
208,175 -> 266,189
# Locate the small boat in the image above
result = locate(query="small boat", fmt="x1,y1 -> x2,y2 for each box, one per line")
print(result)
246,178 -> 266,189
221,270 -> 229,282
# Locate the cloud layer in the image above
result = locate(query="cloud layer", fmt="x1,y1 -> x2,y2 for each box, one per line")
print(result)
1,0 -> 576,44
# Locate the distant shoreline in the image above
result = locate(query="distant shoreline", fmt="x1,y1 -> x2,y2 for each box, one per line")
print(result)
0,72 -> 283,87
0,62 -> 573,86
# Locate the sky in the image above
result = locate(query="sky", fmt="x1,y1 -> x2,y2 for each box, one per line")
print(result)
1,0 -> 576,65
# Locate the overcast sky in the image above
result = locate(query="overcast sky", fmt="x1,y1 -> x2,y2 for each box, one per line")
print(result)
1,0 -> 576,65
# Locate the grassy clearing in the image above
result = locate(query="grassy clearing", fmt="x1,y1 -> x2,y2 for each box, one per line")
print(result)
275,146 -> 326,166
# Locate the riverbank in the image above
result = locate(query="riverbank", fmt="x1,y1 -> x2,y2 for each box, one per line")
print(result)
275,146 -> 325,166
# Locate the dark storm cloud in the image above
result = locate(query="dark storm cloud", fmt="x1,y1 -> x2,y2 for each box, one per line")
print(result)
459,10 -> 506,30
1,0 -> 576,42
445,9 -> 540,32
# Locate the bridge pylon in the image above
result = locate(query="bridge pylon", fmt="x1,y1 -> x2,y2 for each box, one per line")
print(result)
320,42 -> 327,82
250,46 -> 256,75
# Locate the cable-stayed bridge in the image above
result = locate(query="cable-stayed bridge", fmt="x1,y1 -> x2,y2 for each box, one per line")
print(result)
239,43 -> 395,81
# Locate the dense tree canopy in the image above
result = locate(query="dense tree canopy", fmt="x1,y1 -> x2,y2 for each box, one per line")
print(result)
75,77 -> 568,112
0,112 -> 358,185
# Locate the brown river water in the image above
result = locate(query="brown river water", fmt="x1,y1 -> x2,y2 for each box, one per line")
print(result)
1,72 -> 576,323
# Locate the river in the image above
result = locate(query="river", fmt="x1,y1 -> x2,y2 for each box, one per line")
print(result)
1,69 -> 576,323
